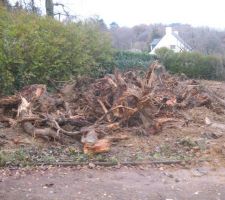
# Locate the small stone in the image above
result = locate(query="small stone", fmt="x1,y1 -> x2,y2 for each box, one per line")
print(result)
115,164 -> 121,169
168,174 -> 174,178
82,165 -> 88,170
88,163 -> 95,169
76,165 -> 81,170
194,191 -> 200,195
162,179 -> 167,184
202,132 -> 222,139
87,174 -> 93,178
193,146 -> 200,151
192,168 -> 208,177
175,178 -> 180,182
0,122 -> 5,128
159,167 -> 164,171
139,166 -> 145,170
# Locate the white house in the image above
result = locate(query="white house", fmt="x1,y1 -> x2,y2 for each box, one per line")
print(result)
150,27 -> 192,54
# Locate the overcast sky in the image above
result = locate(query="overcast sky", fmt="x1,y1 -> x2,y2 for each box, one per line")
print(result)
10,0 -> 225,29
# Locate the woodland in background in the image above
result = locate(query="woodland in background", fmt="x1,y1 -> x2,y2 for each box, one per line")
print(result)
2,0 -> 225,55
109,22 -> 225,55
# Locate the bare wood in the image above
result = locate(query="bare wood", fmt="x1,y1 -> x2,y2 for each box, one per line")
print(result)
107,77 -> 117,88
0,116 -> 17,127
96,105 -> 137,124
97,99 -> 112,122
0,95 -> 20,107
205,87 -> 225,108
17,117 -> 41,123
51,119 -> 81,136
205,117 -> 225,130
146,61 -> 158,88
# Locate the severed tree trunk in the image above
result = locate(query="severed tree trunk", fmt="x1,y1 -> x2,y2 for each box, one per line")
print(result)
17,97 -> 60,141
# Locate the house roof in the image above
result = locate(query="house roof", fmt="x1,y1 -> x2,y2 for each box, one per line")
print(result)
150,27 -> 192,54
172,33 -> 192,50
150,38 -> 161,46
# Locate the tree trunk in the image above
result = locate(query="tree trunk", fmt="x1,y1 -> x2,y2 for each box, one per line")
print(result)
45,0 -> 54,17
30,0 -> 35,13
0,0 -> 9,7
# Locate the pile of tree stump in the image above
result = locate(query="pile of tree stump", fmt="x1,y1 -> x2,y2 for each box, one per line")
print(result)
1,61 -> 224,154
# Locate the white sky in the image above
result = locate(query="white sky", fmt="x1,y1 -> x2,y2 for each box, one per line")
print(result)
10,0 -> 225,29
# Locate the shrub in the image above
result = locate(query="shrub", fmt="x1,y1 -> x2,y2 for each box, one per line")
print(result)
155,48 -> 225,80
0,7 -> 113,94
113,51 -> 156,71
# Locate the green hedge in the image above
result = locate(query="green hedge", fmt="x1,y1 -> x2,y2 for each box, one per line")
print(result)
113,51 -> 156,71
155,48 -> 225,80
0,7 -> 113,94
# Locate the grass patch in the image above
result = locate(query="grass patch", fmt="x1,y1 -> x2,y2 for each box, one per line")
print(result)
149,141 -> 196,161
178,137 -> 197,148
0,149 -> 31,167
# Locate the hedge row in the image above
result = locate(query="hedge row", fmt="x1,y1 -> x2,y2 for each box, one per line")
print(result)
0,7 -> 113,94
155,48 -> 225,80
113,51 -> 155,71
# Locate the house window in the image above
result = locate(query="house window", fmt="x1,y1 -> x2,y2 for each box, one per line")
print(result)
170,45 -> 176,50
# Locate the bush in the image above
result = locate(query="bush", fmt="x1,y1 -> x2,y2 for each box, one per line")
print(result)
0,7 -> 113,94
113,51 -> 156,71
155,48 -> 225,80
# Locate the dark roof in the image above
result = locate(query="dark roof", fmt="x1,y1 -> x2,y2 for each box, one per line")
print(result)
172,33 -> 192,50
150,38 -> 161,46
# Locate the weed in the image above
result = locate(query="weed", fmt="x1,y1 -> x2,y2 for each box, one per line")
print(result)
134,152 -> 145,161
108,156 -> 118,165
0,151 -> 9,167
178,137 -> 197,148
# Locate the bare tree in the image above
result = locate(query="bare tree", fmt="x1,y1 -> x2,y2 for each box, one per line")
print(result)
30,0 -> 35,12
109,23 -> 225,55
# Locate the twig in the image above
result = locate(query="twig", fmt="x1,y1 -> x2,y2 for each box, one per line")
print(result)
96,105 -> 137,124
97,99 -> 112,122
51,119 -> 81,136
17,117 -> 40,123
107,77 -> 117,88
204,87 -> 225,108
